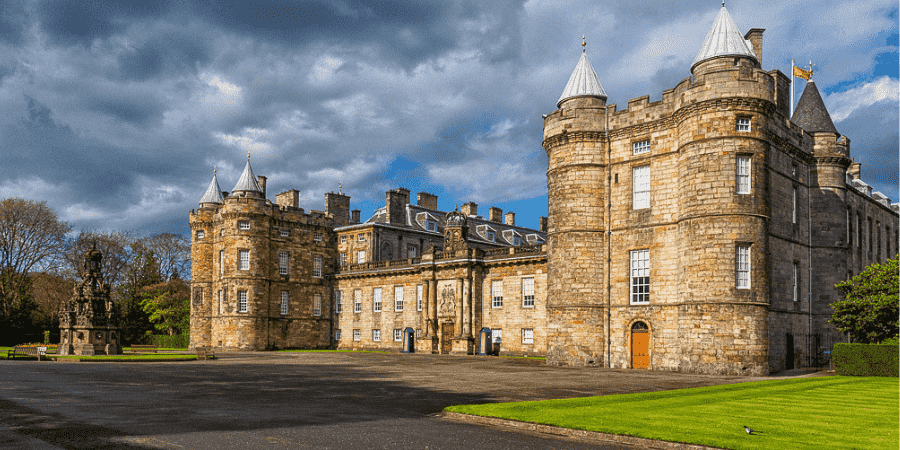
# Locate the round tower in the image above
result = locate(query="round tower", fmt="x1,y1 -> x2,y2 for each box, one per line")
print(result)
188,169 -> 223,350
543,39 -> 610,366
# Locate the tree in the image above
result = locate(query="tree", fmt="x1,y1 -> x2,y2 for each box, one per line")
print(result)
118,243 -> 162,344
830,256 -> 899,344
139,274 -> 190,336
140,233 -> 190,282
63,231 -> 131,288
0,199 -> 70,334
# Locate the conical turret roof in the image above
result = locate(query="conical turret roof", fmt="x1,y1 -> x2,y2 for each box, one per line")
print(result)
232,159 -> 261,193
199,171 -> 224,205
692,6 -> 758,70
557,51 -> 607,108
791,80 -> 838,134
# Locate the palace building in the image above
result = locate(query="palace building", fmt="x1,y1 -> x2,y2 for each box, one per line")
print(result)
189,4 -> 898,374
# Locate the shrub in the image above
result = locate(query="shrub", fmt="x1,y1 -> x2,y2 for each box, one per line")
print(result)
150,334 -> 189,349
833,343 -> 899,376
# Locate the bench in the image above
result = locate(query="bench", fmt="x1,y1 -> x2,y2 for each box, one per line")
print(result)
7,346 -> 44,361
196,347 -> 216,360
128,345 -> 158,353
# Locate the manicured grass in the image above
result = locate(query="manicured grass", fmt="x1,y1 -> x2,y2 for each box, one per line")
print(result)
53,354 -> 198,361
446,377 -> 898,450
122,347 -> 188,352
276,349 -> 392,354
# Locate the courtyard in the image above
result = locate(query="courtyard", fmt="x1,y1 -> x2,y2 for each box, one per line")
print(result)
0,351 -> 819,449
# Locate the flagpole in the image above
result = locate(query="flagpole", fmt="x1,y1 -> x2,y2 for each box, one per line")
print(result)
790,59 -> 794,118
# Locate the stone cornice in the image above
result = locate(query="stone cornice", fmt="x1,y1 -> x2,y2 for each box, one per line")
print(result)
542,131 -> 607,150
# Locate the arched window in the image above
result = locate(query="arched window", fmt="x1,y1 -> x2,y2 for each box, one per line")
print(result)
631,321 -> 649,332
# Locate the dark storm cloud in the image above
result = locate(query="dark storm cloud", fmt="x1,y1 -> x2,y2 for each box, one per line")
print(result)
837,98 -> 900,199
34,0 -> 172,45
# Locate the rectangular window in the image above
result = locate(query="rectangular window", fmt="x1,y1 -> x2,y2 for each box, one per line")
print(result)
792,262 -> 800,302
280,291 -> 289,315
491,280 -> 503,308
868,218 -> 873,255
522,277 -> 535,308
238,291 -> 248,313
736,245 -> 751,289
357,250 -> 366,264
513,236 -> 521,246
487,230 -> 496,242
847,208 -> 852,246
238,250 -> 250,271
238,220 -> 250,230
407,245 -> 417,258
415,329 -> 421,338
218,290 -> 223,315
633,165 -> 650,209
353,329 -> 360,341
279,251 -> 289,275
857,214 -> 863,256
335,291 -> 343,314
630,249 -> 650,304
313,255 -> 323,278
314,232 -> 323,242
219,250 -> 224,275
340,235 -> 347,244
196,230 -> 205,239
737,156 -> 751,194
358,234 -> 366,242
632,139 -> 651,155
491,328 -> 502,343
373,329 -> 381,342
887,227 -> 892,257
427,220 -> 437,231
354,289 -> 361,313
736,117 -> 751,132
416,285 -> 423,311
394,329 -> 402,342
279,228 -> 289,237
335,329 -> 341,341
522,328 -> 534,344
340,252 -> 347,266
792,187 -> 798,224
373,288 -> 382,312
394,286 -> 404,312
877,222 -> 882,260
313,294 -> 321,316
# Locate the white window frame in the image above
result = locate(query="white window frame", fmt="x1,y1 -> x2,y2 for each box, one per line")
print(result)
407,245 -> 417,258
373,329 -> 381,342
737,155 -> 751,194
522,277 -> 535,308
491,280 -> 503,308
416,285 -> 423,311
394,286 -> 404,312
197,230 -> 205,239
238,291 -> 248,313
632,139 -> 651,155
279,228 -> 289,237
340,252 -> 347,266
415,329 -> 421,338
314,232 -> 323,242
218,290 -> 223,315
313,255 -> 323,278
792,262 -> 799,302
335,329 -> 341,341
335,291 -> 343,314
373,288 -> 382,312
792,187 -> 798,224
633,165 -> 651,209
630,249 -> 650,304
353,329 -> 360,341
278,251 -> 289,276
340,235 -> 347,244
358,234 -> 366,242
736,244 -> 751,289
313,294 -> 321,316
491,328 -> 502,343
737,117 -> 751,132
357,250 -> 366,264
280,291 -> 289,315
394,329 -> 402,342
219,250 -> 224,275
238,220 -> 250,230
354,289 -> 361,313
522,328 -> 534,344
238,250 -> 250,271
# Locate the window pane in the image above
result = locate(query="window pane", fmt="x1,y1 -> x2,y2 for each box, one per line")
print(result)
633,166 -> 650,209
492,280 -> 503,308
522,277 -> 534,307
630,250 -> 650,303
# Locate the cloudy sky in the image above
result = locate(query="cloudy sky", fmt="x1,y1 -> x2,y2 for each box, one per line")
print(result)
0,0 -> 896,237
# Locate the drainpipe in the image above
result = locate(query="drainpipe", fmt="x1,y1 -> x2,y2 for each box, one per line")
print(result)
807,166 -> 813,367
606,104 -> 612,368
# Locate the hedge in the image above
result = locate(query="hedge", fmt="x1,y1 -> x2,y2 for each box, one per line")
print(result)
148,334 -> 189,349
833,343 -> 899,376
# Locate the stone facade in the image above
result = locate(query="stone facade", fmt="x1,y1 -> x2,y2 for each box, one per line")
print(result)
190,5 -> 898,374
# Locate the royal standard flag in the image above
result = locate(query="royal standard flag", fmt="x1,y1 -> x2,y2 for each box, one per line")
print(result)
793,66 -> 812,80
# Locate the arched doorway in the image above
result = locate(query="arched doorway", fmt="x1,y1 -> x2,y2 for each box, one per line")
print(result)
631,321 -> 650,369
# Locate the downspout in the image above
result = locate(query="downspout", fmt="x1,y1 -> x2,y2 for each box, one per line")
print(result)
606,104 -> 612,368
807,165 -> 813,367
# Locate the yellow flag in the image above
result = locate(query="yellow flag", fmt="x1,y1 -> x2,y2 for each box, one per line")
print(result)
793,66 -> 812,80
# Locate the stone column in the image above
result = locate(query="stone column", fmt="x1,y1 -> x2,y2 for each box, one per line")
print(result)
456,279 -> 464,337
421,281 -> 429,336
463,277 -> 471,337
429,280 -> 437,335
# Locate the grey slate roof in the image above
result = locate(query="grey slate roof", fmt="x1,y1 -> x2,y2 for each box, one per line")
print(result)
232,159 -> 261,193
692,6 -> 758,69
557,51 -> 607,107
199,172 -> 224,205
791,80 -> 838,134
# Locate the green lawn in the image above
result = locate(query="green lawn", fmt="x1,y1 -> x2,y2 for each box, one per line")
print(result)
446,377 -> 898,450
53,354 -> 197,361
276,349 -> 392,354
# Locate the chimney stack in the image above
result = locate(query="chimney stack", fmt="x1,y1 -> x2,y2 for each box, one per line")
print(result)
461,202 -> 478,217
325,191 -> 351,227
276,190 -> 299,209
539,216 -> 548,233
257,176 -> 267,199
489,207 -> 502,223
848,162 -> 861,180
352,209 -> 361,224
417,192 -> 438,210
504,212 -> 515,226
744,28 -> 765,67
386,188 -> 410,225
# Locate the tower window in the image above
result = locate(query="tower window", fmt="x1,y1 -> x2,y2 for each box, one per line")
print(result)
279,228 -> 289,237
736,156 -> 751,194
340,235 -> 347,244
196,230 -> 205,239
313,294 -> 322,316
278,251 -> 289,275
314,232 -> 323,242
736,117 -> 751,132
238,250 -> 249,271
238,291 -> 248,313
792,262 -> 800,302
280,291 -> 289,315
630,250 -> 650,304
792,187 -> 798,224
736,245 -> 751,289
313,255 -> 323,278
633,165 -> 651,209
238,220 -> 250,230
632,140 -> 651,155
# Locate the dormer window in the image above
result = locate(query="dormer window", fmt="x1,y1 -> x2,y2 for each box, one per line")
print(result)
736,117 -> 751,132
487,231 -> 496,242
427,220 -> 438,232
513,236 -> 521,246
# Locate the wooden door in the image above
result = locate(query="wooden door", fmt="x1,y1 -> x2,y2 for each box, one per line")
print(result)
441,323 -> 454,354
631,328 -> 649,369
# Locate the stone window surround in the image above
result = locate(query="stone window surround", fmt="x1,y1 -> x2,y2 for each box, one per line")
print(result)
340,252 -> 347,266
416,285 -> 423,311
358,233 -> 366,242
314,232 -> 323,242
630,249 -> 650,304
373,329 -> 381,342
196,230 -> 205,239
335,329 -> 341,340
238,220 -> 250,230
632,165 -> 650,210
357,250 -> 366,264
313,255 -> 323,278
354,289 -> 361,313
736,116 -> 751,132
393,329 -> 402,342
238,249 -> 250,271
491,280 -> 503,308
238,290 -> 248,313
340,235 -> 347,244
522,277 -> 535,308
373,288 -> 382,312
736,155 -> 751,194
792,186 -> 798,224
394,286 -> 404,312
632,139 -> 651,155
219,250 -> 224,275
736,244 -> 751,289
792,261 -> 800,302
279,228 -> 289,237
491,328 -> 502,343
353,329 -> 360,341
278,251 -> 289,275
280,291 -> 289,315
218,290 -> 223,315
313,294 -> 322,316
522,328 -> 534,344
335,290 -> 343,314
